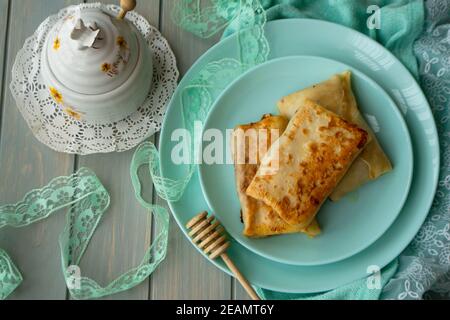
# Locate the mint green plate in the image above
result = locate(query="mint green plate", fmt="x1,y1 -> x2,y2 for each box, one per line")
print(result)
198,56 -> 413,266
160,19 -> 440,293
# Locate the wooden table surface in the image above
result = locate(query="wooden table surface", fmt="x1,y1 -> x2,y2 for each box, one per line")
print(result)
0,0 -> 250,300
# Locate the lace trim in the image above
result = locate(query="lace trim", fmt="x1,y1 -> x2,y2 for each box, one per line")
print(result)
1,0 -> 268,300
0,167 -> 169,300
152,0 -> 269,203
10,3 -> 179,155
0,250 -> 22,300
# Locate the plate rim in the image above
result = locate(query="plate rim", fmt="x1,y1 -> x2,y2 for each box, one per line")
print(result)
159,18 -> 440,293
197,54 -> 415,266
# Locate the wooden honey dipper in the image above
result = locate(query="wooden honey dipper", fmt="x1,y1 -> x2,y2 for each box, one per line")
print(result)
186,212 -> 260,300
117,0 -> 137,20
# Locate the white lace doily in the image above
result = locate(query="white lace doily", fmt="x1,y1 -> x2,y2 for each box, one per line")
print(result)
10,3 -> 179,155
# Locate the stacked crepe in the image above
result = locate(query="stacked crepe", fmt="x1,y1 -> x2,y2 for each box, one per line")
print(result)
232,72 -> 392,238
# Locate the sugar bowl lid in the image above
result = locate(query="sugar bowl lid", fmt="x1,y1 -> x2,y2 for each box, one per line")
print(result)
44,5 -> 141,95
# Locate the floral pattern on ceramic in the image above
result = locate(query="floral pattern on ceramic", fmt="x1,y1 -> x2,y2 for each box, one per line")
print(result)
63,107 -> 84,120
49,86 -> 63,104
49,86 -> 84,120
53,37 -> 61,50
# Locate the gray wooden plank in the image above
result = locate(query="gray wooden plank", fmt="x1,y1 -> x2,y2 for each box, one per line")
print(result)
74,0 -> 161,300
0,0 -> 78,300
150,0 -> 231,300
0,0 -> 8,121
74,150 -> 154,300
233,285 -> 251,301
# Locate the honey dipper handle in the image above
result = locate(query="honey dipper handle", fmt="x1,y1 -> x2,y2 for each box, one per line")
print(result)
221,253 -> 260,301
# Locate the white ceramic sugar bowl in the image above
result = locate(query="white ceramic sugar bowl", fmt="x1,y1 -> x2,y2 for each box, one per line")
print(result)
41,4 -> 153,123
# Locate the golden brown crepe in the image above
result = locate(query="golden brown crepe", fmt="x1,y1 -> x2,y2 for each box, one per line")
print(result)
277,71 -> 392,201
247,101 -> 369,228
232,114 -> 321,238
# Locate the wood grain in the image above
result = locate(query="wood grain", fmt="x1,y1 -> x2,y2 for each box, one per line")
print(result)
74,0 -> 160,300
0,0 -> 251,300
0,0 -> 8,118
186,212 -> 258,300
150,0 -> 231,300
0,0 -> 78,300
233,283 -> 252,300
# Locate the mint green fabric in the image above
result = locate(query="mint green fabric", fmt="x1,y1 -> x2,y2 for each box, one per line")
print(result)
256,260 -> 399,300
224,0 -> 424,77
380,0 -> 450,300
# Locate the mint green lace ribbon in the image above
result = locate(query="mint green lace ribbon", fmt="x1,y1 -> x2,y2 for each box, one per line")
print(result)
153,0 -> 269,204
0,249 -> 22,300
0,164 -> 169,300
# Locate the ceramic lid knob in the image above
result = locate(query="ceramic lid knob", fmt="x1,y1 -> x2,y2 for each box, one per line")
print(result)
118,0 -> 137,20
40,4 -> 154,123
44,7 -> 140,95
70,18 -> 101,49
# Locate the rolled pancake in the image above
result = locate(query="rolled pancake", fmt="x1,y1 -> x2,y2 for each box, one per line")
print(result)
247,101 -> 369,228
278,72 -> 392,201
232,114 -> 320,238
